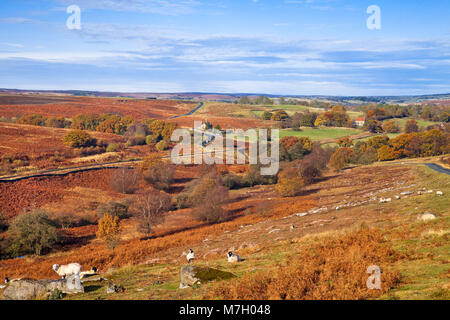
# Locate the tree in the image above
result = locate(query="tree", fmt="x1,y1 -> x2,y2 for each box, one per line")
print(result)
143,162 -> 175,191
195,185 -> 229,223
63,130 -> 94,148
382,120 -> 400,133
276,168 -> 305,197
377,145 -> 399,161
366,120 -> 384,133
404,119 -> 419,133
97,115 -> 128,135
8,209 -> 59,256
132,191 -> 171,237
329,147 -> 354,171
271,110 -> 290,121
262,111 -> 273,120
110,168 -> 140,194
96,214 -> 121,249
337,137 -> 353,148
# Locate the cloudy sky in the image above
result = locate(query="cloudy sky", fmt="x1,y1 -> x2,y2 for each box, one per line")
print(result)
0,0 -> 449,95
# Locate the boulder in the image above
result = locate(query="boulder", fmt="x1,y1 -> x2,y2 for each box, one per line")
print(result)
2,275 -> 84,300
419,213 -> 436,221
179,266 -> 235,289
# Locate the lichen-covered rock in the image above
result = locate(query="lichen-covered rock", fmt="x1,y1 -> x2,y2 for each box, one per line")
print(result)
179,266 -> 235,289
2,275 -> 84,300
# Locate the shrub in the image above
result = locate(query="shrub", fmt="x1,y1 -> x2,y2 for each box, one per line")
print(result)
262,111 -> 273,120
145,134 -> 161,145
106,143 -> 118,152
126,135 -> 146,146
143,162 -> 175,191
52,211 -> 94,229
96,201 -> 130,220
245,164 -> 278,187
329,147 -> 354,171
155,140 -> 169,151
17,114 -> 47,126
8,209 -> 59,256
131,191 -> 171,237
63,130 -> 95,148
271,110 -> 290,121
222,174 -> 249,190
110,168 -> 140,194
96,214 -> 121,249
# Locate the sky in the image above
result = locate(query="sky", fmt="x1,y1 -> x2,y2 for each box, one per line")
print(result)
0,0 -> 449,96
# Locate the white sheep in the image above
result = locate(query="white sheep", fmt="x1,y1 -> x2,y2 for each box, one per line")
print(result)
227,251 -> 241,263
52,263 -> 82,279
186,249 -> 195,263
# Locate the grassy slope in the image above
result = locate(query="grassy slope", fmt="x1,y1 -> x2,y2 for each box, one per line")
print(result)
280,127 -> 362,141
65,164 -> 449,300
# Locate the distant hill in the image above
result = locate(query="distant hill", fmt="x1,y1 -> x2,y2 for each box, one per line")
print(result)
1,88 -> 449,105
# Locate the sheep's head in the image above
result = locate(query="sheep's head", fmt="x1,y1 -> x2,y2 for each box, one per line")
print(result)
227,252 -> 232,257
52,264 -> 60,272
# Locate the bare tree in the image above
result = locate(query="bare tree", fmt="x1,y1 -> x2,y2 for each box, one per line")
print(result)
143,162 -> 175,191
132,191 -> 171,237
110,168 -> 140,194
195,185 -> 229,223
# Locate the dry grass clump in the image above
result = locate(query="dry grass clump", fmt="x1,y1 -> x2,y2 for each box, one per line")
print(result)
207,228 -> 401,300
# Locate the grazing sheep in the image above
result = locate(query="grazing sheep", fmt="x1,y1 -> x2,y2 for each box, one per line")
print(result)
80,267 -> 99,279
186,249 -> 195,263
52,263 -> 82,279
227,252 -> 241,263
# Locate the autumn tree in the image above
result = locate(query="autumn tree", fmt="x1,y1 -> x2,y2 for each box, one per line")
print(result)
337,137 -> 353,148
132,191 -> 171,238
377,145 -> 399,161
404,119 -> 419,133
276,168 -> 305,197
329,147 -> 354,172
63,130 -> 95,148
96,214 -> 121,249
382,120 -> 400,133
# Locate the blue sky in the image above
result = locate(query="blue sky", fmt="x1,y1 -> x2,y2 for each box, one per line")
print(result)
0,0 -> 449,96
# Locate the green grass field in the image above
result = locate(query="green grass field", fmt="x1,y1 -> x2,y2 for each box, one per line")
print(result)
280,127 -> 362,141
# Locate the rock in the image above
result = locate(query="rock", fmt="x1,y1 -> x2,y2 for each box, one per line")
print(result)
180,266 -> 235,289
395,196 -> 400,200
106,282 -> 124,294
2,275 -> 84,300
427,190 -> 433,194
436,191 -> 443,196
379,198 -> 392,203
296,212 -> 308,217
419,213 -> 436,221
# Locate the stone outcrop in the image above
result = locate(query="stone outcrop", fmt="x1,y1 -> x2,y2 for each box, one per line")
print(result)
180,266 -> 235,289
2,275 -> 84,300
